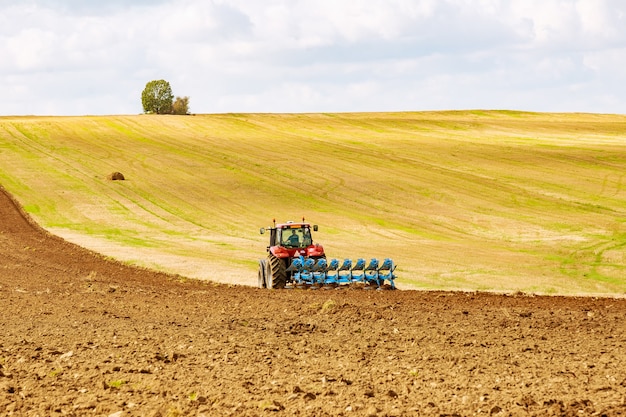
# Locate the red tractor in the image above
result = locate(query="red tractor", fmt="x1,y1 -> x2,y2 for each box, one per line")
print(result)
258,219 -> 325,289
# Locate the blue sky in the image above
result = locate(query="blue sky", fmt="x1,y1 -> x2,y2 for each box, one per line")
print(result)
1,0 -> 625,115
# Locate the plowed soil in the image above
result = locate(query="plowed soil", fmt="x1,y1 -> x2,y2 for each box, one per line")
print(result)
1,185 -> 625,417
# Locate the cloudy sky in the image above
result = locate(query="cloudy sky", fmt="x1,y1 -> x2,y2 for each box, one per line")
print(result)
1,0 -> 625,115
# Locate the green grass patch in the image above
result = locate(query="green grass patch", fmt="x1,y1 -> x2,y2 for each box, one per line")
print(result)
108,379 -> 126,389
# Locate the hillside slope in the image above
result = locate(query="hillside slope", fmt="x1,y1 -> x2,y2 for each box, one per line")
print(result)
0,111 -> 625,294
2,184 -> 625,416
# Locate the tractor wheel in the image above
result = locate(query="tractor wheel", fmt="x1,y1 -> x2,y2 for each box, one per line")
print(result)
258,259 -> 267,288
267,255 -> 287,289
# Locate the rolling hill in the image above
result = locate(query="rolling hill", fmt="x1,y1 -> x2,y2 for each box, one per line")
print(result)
1,111 -> 625,295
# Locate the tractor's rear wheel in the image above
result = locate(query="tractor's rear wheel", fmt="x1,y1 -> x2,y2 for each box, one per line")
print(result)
258,259 -> 267,288
267,255 -> 287,289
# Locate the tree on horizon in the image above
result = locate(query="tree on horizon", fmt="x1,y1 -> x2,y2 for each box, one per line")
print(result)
141,80 -> 174,114
172,96 -> 190,115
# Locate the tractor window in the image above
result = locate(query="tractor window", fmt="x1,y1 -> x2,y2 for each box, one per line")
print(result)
302,228 -> 312,246
281,227 -> 310,247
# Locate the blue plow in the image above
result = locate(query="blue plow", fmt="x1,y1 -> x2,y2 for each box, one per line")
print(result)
286,256 -> 397,289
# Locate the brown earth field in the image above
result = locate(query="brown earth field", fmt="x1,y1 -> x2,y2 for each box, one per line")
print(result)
1,184 -> 626,417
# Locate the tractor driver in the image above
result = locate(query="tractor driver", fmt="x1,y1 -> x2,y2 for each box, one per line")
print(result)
286,229 -> 300,246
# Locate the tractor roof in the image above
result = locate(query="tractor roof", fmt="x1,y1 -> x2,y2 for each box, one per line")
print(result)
276,221 -> 310,229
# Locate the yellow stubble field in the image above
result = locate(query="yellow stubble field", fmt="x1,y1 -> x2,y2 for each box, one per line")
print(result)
0,110 -> 624,295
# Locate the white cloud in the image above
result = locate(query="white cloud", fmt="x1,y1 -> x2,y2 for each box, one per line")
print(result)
0,0 -> 625,115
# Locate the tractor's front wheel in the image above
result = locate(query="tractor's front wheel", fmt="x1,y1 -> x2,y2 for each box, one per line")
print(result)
267,255 -> 287,289
258,259 -> 267,288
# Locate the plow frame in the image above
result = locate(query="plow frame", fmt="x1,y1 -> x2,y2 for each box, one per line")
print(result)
285,256 -> 397,289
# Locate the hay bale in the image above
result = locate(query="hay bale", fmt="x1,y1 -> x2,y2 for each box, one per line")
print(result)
107,172 -> 125,181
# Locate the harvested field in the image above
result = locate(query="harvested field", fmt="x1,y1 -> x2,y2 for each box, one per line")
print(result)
2,112 -> 626,295
1,185 -> 625,416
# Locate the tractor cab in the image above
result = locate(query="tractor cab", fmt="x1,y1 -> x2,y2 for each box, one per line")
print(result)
260,219 -> 323,260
